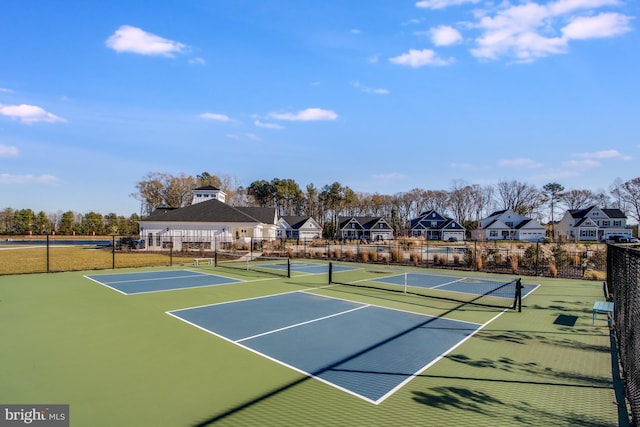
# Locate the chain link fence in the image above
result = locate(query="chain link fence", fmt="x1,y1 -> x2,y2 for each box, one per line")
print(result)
608,243 -> 640,425
1,235 -> 607,279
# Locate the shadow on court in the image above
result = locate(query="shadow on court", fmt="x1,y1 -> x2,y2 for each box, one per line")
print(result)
190,289 -> 513,426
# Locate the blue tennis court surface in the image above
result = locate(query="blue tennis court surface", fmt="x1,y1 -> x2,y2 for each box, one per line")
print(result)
372,273 -> 537,299
85,270 -> 242,295
169,292 -> 481,404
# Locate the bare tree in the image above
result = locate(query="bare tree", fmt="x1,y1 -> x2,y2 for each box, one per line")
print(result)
495,180 -> 541,217
163,173 -> 196,208
448,181 -> 475,226
615,177 -> 640,223
561,189 -> 600,210
132,172 -> 166,215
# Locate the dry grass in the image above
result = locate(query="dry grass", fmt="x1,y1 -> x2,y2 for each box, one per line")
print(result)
0,246 -> 194,275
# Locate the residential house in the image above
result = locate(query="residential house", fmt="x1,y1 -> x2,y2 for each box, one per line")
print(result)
473,209 -> 546,242
277,216 -> 322,240
555,206 -> 631,241
408,210 -> 466,241
139,186 -> 278,251
338,216 -> 393,241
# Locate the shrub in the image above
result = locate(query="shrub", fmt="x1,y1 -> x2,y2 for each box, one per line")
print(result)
409,251 -> 420,266
361,251 -> 369,262
549,263 -> 557,277
584,269 -> 606,281
453,254 -> 461,265
391,247 -> 404,262
345,249 -> 355,260
476,256 -> 483,271
510,256 -> 519,274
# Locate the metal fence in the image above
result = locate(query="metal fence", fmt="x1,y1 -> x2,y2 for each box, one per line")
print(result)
265,239 -> 606,280
1,235 -> 607,279
0,236 -> 193,275
608,243 -> 640,425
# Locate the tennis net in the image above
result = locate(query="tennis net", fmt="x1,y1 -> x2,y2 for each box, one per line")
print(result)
214,252 -> 291,278
328,262 -> 522,310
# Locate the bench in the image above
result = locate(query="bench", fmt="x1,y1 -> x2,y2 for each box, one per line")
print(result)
592,301 -> 614,325
193,257 -> 214,266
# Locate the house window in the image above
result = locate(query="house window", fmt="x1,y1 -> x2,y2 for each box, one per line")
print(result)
602,221 -> 609,227
613,221 -> 622,227
506,222 -> 513,227
156,234 -> 161,246
148,233 -> 153,247
490,231 -> 498,237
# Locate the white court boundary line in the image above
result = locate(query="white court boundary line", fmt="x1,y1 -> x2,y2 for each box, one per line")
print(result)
83,269 -> 248,296
166,290 -> 488,404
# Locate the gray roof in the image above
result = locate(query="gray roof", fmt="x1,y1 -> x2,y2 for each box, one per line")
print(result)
568,206 -> 627,220
280,216 -> 312,229
140,199 -> 276,224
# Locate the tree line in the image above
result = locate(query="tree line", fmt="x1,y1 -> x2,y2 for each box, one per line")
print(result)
0,209 -> 140,236
2,172 -> 638,237
133,171 -> 640,237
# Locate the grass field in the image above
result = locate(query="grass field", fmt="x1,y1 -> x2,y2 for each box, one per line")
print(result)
0,261 -> 624,426
0,245 -> 195,274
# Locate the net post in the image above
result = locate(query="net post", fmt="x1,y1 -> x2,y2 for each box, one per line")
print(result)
287,258 -> 291,278
328,262 -> 333,284
214,251 -> 218,267
404,272 -> 408,294
517,278 -> 522,312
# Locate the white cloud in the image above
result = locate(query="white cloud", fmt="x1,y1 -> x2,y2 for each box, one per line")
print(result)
0,104 -> 66,124
498,158 -> 544,168
389,49 -> 453,67
226,133 -> 261,141
105,25 -> 188,57
574,149 -> 632,160
430,25 -> 463,46
189,57 -> 206,65
548,0 -> 621,16
416,0 -> 480,10
562,13 -> 632,40
0,144 -> 19,157
0,87 -> 14,93
562,159 -> 601,168
254,120 -> 284,129
450,162 -> 474,169
367,54 -> 380,64
470,0 -> 632,62
268,108 -> 338,121
198,112 -> 235,122
351,81 -> 390,95
350,29 -> 361,35
0,173 -> 60,185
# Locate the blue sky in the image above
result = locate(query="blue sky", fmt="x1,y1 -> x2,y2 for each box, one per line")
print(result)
1,0 -> 638,216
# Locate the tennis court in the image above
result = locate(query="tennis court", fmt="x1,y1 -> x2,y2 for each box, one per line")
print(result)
85,269 -> 242,295
2,260 -> 622,426
169,291 -> 482,404
371,272 -> 538,299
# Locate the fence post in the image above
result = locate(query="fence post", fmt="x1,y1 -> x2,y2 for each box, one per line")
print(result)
46,234 -> 50,273
535,241 -> 540,276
